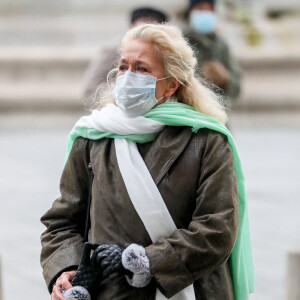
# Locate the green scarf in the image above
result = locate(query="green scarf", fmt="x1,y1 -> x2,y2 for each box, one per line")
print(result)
66,102 -> 254,299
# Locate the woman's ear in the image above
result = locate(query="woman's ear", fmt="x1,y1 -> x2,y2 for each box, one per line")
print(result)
164,78 -> 180,98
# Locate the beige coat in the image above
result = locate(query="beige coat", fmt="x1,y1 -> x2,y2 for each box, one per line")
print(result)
41,126 -> 238,299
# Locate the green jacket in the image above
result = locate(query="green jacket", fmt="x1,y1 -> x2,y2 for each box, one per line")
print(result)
184,26 -> 241,102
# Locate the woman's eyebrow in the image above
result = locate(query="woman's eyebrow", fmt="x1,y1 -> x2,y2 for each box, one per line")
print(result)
118,58 -> 151,66
119,58 -> 127,64
136,60 -> 150,66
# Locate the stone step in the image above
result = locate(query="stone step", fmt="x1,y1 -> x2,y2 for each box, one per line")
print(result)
1,78 -> 299,113
0,0 -> 298,14
0,47 -> 94,82
0,0 -> 186,14
0,14 -> 128,47
1,46 -> 300,112
1,7 -> 300,51
2,84 -> 298,112
0,1 -> 186,47
0,81 -> 84,112
2,46 -> 300,78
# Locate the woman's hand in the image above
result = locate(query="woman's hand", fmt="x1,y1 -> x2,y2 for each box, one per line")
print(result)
201,60 -> 229,88
51,270 -> 76,300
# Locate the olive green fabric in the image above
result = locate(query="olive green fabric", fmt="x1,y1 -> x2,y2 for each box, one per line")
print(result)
41,126 -> 238,299
63,102 -> 254,299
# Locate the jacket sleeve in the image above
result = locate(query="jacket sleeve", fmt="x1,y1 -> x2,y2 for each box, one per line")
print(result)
145,131 -> 239,298
40,137 -> 91,291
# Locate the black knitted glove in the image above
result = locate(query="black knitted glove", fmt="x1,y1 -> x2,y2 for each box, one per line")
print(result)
94,244 -> 127,278
69,242 -> 102,295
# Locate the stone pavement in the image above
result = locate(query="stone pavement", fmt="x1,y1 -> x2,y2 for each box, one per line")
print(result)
0,111 -> 300,300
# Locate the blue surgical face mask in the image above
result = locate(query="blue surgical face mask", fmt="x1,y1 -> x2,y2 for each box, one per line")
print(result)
113,71 -> 168,117
190,11 -> 217,34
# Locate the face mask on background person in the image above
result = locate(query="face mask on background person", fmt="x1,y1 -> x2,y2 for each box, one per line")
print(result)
113,71 -> 168,117
189,10 -> 217,34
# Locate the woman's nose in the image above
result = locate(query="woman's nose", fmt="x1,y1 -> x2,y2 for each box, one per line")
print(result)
128,65 -> 135,73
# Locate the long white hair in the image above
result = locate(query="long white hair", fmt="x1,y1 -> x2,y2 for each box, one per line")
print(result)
93,23 -> 227,123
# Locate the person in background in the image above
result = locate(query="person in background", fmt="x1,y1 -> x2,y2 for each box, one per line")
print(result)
184,0 -> 241,103
82,7 -> 168,106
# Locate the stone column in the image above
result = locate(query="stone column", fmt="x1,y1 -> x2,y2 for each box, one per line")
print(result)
0,256 -> 3,300
285,246 -> 300,300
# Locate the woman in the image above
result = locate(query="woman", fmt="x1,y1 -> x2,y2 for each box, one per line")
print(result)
41,24 -> 253,300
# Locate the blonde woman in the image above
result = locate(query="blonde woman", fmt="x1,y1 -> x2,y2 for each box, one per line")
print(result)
41,24 -> 253,300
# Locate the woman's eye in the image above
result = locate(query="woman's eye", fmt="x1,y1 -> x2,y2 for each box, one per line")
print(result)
137,66 -> 147,73
119,65 -> 128,71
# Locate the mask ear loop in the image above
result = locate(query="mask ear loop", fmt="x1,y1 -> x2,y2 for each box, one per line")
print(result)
156,76 -> 170,102
156,76 -> 170,81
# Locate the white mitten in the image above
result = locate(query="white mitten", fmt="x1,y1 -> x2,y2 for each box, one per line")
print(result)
63,286 -> 91,300
121,243 -> 152,288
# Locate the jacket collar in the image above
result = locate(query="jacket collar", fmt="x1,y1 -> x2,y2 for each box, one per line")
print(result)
138,126 -> 193,185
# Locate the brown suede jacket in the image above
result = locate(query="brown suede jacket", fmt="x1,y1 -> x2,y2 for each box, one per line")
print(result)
41,126 -> 238,299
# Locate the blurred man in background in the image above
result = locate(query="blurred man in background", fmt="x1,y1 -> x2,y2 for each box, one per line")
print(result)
82,7 -> 168,104
184,0 -> 241,103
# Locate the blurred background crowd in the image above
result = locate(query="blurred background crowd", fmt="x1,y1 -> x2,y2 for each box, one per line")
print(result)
0,0 -> 300,299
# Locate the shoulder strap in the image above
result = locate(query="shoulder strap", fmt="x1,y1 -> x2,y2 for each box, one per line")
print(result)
84,163 -> 94,243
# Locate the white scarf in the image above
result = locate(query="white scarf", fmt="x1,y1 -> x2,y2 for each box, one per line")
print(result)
77,104 -> 195,299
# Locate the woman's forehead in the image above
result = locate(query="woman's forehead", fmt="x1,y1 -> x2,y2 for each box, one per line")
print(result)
120,39 -> 160,63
